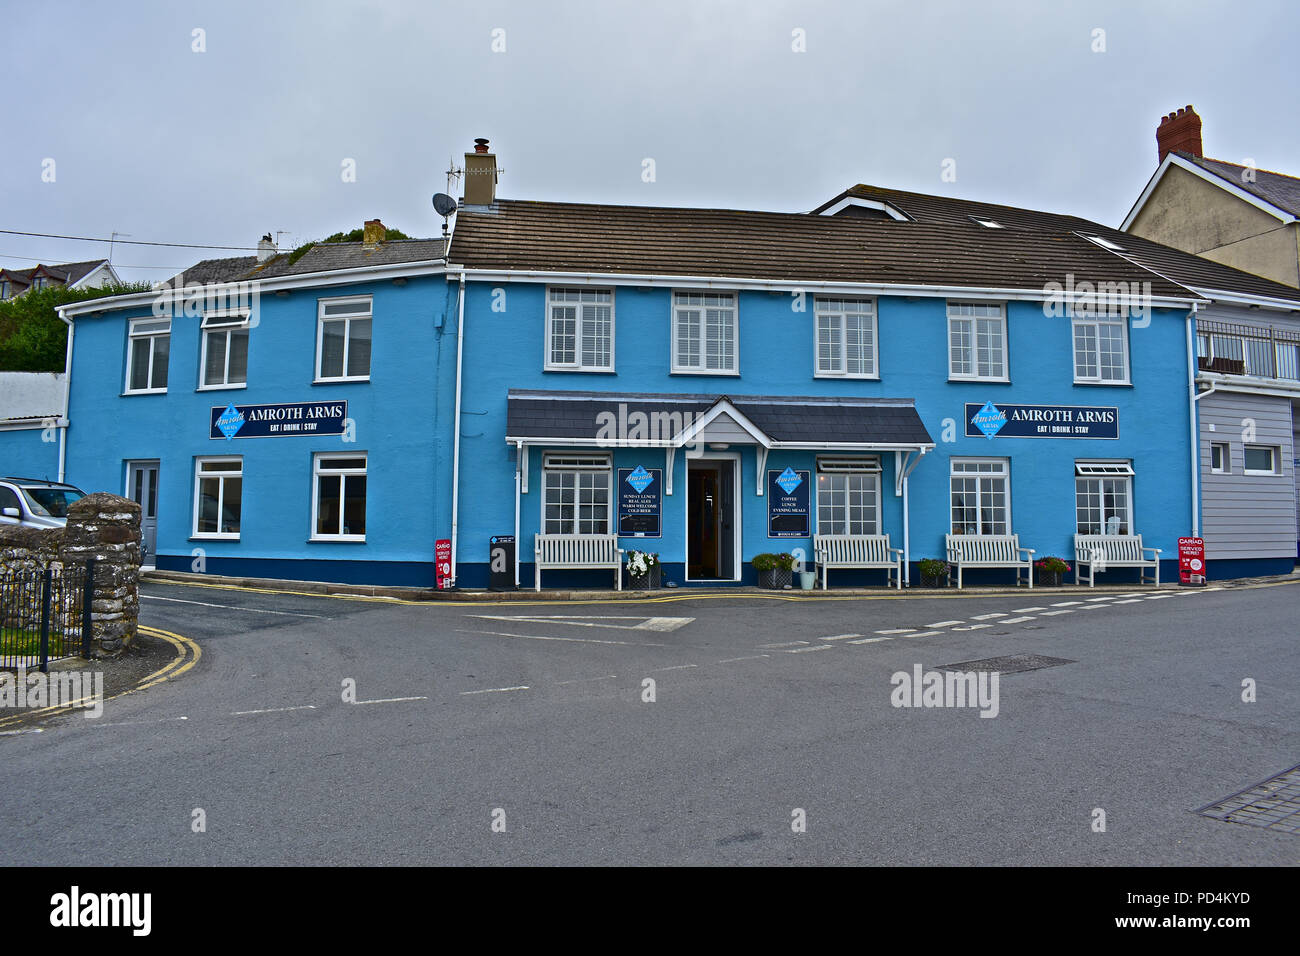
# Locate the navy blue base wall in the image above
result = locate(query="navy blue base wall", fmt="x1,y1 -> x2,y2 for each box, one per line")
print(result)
155,554 -> 437,588
1205,556 -> 1295,581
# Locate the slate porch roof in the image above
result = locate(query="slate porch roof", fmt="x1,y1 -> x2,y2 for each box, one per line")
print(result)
169,239 -> 447,286
505,389 -> 934,447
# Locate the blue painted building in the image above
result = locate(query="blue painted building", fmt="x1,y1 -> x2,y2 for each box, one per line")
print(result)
53,143 -> 1300,587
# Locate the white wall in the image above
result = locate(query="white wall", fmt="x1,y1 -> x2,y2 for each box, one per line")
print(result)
0,372 -> 66,423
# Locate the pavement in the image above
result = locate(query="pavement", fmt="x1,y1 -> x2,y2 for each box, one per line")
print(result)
2,575 -> 1298,865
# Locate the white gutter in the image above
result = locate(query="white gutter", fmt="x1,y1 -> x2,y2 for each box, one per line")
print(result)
445,265 -> 1202,309
1186,304 -> 1200,538
449,272 -> 466,586
56,310 -> 74,483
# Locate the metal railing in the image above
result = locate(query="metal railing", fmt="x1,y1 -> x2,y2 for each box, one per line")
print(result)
1197,320 -> 1300,381
1,560 -> 95,672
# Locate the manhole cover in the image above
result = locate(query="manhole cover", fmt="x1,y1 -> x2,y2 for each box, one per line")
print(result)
1195,763 -> 1300,835
938,654 -> 1075,674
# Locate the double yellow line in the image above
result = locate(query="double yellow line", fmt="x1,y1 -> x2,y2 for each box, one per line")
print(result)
0,625 -> 200,730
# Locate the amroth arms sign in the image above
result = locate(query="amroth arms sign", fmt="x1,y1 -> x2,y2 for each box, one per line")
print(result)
965,402 -> 1119,439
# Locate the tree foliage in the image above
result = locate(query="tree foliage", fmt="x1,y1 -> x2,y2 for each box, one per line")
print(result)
287,225 -> 413,266
0,282 -> 151,372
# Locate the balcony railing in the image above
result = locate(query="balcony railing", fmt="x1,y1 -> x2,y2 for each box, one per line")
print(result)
1196,319 -> 1300,382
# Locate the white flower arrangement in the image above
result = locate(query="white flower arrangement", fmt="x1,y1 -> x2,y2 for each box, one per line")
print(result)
626,550 -> 660,577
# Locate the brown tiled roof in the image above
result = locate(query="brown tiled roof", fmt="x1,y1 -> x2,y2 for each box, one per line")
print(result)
449,198 -> 1195,299
824,185 -> 1300,304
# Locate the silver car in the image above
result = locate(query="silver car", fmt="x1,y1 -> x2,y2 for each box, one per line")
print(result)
0,477 -> 87,530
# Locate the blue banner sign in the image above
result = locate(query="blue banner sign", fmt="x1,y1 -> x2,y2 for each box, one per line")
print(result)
964,402 -> 1119,440
210,401 -> 348,440
768,468 -> 810,537
618,467 -> 662,537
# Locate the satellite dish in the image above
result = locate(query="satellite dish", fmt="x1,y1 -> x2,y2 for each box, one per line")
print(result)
432,193 -> 457,217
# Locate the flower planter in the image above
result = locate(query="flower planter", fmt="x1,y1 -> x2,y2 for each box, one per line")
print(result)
1038,571 -> 1062,587
628,565 -> 662,590
757,568 -> 792,590
920,573 -> 948,589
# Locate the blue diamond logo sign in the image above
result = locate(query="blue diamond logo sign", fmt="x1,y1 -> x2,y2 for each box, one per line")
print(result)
775,467 -> 802,495
626,466 -> 654,493
973,401 -> 1007,439
216,403 -> 245,441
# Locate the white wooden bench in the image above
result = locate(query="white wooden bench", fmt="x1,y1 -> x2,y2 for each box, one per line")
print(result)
945,534 -> 1035,588
1073,534 -> 1161,587
813,534 -> 903,590
534,533 -> 625,591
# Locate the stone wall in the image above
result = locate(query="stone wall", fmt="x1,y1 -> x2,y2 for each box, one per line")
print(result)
0,493 -> 141,658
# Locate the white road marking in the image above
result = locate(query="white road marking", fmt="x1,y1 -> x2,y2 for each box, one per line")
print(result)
1050,601 -> 1082,607
353,696 -> 428,705
1144,594 -> 1172,599
649,664 -> 697,672
952,623 -> 992,631
901,630 -> 943,638
874,628 -> 916,634
460,686 -> 529,696
457,628 -> 665,647
927,620 -> 964,627
1113,599 -> 1143,604
1039,609 -> 1074,616
717,655 -> 769,663
786,644 -> 834,653
231,705 -> 317,716
1085,597 -> 1115,602
847,637 -> 892,645
556,675 -> 618,685
1013,607 -> 1048,613
91,716 -> 190,728
469,614 -> 694,632
1000,616 -> 1036,624
0,728 -> 43,736
821,633 -> 864,641
971,612 -> 1007,620
142,594 -> 327,619
760,640 -> 809,648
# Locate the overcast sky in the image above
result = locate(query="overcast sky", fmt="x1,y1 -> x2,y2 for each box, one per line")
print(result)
3,0 -> 1298,284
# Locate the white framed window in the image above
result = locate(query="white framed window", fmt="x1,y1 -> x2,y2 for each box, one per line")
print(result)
126,318 -> 170,393
1072,308 -> 1130,384
546,288 -> 613,371
947,302 -> 1006,380
672,291 -> 737,373
193,457 -> 242,539
1210,442 -> 1229,474
312,454 -> 367,541
816,457 -> 881,535
1075,460 -> 1133,535
950,458 -> 1010,535
542,453 -> 611,535
1243,445 -> 1279,476
316,296 -> 372,382
200,311 -> 250,389
815,298 -> 877,378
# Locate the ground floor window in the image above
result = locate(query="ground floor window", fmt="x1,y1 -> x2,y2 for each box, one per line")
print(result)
1244,445 -> 1279,475
816,458 -> 880,535
543,454 -> 611,534
1075,461 -> 1133,534
950,458 -> 1009,535
313,453 -> 367,540
194,457 -> 242,538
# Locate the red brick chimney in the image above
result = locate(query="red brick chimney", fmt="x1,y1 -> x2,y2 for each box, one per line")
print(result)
1157,106 -> 1203,164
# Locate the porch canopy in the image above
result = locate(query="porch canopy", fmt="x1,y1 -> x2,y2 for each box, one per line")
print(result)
505,388 -> 935,495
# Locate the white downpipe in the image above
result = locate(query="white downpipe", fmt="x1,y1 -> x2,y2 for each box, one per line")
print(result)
1186,304 -> 1200,538
902,470 -> 911,587
450,273 -> 466,586
56,310 -> 74,483
513,441 -> 522,587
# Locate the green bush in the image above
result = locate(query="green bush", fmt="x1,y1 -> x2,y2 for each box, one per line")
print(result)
0,283 -> 151,371
918,558 -> 949,579
752,552 -> 796,572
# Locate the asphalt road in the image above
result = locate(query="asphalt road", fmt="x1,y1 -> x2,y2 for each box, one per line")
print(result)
2,578 -> 1298,865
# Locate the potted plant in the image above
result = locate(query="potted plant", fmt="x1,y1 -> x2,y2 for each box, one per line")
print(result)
752,552 -> 796,589
918,558 -> 949,588
626,550 -> 661,589
1035,556 -> 1070,587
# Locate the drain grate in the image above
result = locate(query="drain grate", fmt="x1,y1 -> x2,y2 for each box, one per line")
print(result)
1195,763 -> 1300,835
938,654 -> 1075,674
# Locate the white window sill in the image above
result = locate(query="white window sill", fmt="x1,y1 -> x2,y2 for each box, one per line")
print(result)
1073,379 -> 1132,387
670,369 -> 740,376
1243,471 -> 1279,477
190,534 -> 240,541
197,384 -> 248,392
123,388 -> 168,396
543,366 -> 616,374
309,535 -> 367,543
814,372 -> 880,380
313,376 -> 371,385
948,375 -> 1010,384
